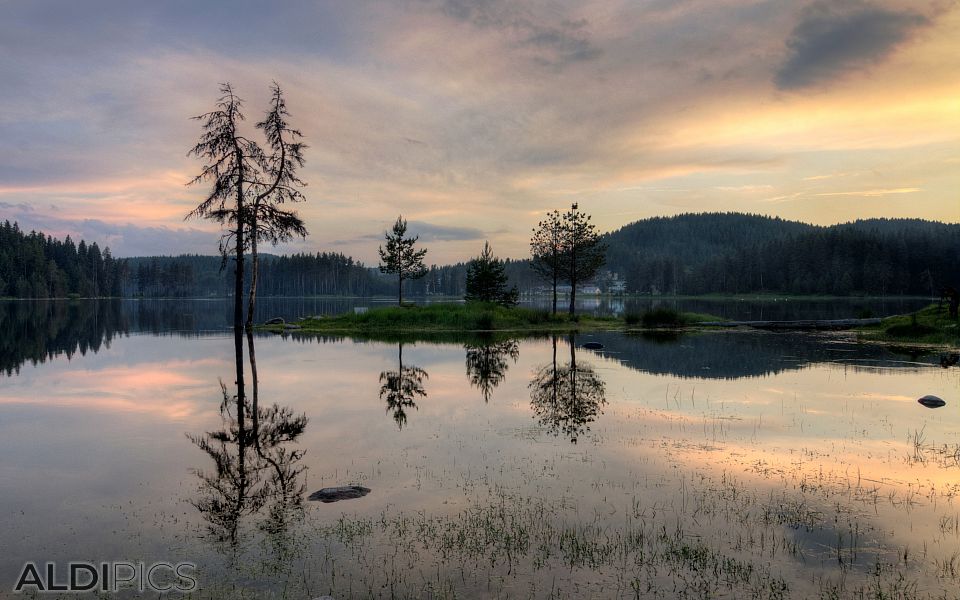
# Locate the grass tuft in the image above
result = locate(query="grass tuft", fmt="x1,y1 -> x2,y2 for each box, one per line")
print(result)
859,304 -> 958,346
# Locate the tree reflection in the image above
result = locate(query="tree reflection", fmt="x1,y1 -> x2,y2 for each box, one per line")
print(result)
379,342 -> 428,429
0,299 -> 128,376
529,335 -> 606,443
464,336 -> 519,402
188,330 -> 307,558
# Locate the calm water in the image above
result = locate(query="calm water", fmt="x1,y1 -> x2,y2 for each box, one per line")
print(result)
0,299 -> 957,599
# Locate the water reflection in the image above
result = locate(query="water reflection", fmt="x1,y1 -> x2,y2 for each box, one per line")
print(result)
188,331 -> 308,557
379,342 -> 428,429
2,310 -> 958,598
0,299 -> 128,375
526,295 -> 932,321
464,337 -> 520,403
585,331 -> 942,379
529,335 -> 607,443
3,298 -> 943,382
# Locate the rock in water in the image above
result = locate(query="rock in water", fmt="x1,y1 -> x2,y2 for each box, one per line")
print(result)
308,485 -> 371,503
918,395 -> 946,409
581,341 -> 604,350
264,317 -> 285,325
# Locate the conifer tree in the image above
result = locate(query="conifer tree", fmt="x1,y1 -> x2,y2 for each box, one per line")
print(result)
465,241 -> 518,306
186,83 -> 257,331
245,83 -> 308,329
530,210 -> 565,314
561,203 -> 606,316
186,82 -> 308,330
378,216 -> 428,305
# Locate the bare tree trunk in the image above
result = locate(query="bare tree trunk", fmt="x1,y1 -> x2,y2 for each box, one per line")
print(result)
568,247 -> 577,316
551,259 -> 557,315
233,152 -> 246,332
246,218 -> 259,330
234,226 -> 245,330
233,326 -> 246,538
398,274 -> 404,305
550,335 -> 558,407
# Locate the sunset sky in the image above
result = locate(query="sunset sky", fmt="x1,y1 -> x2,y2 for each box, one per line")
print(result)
1,0 -> 957,263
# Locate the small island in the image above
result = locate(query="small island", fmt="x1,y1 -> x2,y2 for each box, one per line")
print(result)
260,301 -> 959,349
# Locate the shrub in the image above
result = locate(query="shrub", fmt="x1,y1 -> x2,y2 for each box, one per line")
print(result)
476,312 -> 494,330
886,323 -> 936,337
641,307 -> 685,328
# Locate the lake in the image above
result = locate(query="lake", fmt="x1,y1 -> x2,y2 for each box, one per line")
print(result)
0,298 -> 957,599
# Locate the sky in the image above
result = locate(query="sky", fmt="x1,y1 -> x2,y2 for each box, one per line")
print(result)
0,0 -> 958,263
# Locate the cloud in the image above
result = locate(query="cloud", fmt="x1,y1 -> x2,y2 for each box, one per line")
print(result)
0,207 -> 219,256
0,201 -> 33,212
405,220 -> 485,242
335,219 -> 485,252
436,0 -> 602,67
0,0 -> 957,261
814,187 -> 921,197
775,1 -> 929,89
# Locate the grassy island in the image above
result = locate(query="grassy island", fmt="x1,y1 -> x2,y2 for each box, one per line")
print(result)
259,302 -> 722,335
856,303 -> 959,346
259,302 -> 960,349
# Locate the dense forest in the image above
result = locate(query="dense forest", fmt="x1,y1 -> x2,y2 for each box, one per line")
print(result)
604,214 -> 959,295
127,253 -> 393,297
0,220 -> 127,298
2,214 -> 957,298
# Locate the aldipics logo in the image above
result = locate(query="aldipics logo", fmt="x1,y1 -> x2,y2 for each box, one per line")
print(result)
13,562 -> 197,594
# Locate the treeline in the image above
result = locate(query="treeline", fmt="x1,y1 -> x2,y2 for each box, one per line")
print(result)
0,220 -> 127,298
420,261 -> 537,297
4,215 -> 958,299
606,215 -> 959,295
128,253 -> 539,299
128,253 -> 395,297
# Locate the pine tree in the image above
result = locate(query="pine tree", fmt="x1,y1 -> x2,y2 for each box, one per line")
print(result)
186,83 -> 258,331
465,241 -> 518,306
245,83 -> 308,328
378,216 -> 428,305
187,82 -> 308,329
561,203 -> 606,316
530,210 -> 565,314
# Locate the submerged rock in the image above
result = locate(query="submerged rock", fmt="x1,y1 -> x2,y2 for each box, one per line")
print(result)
308,485 -> 371,503
264,317 -> 285,325
918,395 -> 946,409
581,341 -> 604,350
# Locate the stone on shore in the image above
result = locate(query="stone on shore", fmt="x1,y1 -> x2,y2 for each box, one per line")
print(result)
308,485 -> 371,503
918,395 -> 946,408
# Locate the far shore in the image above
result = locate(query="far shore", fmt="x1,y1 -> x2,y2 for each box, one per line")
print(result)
0,293 -> 938,302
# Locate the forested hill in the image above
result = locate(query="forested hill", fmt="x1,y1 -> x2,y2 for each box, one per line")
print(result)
605,213 -> 812,269
603,214 -> 959,295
